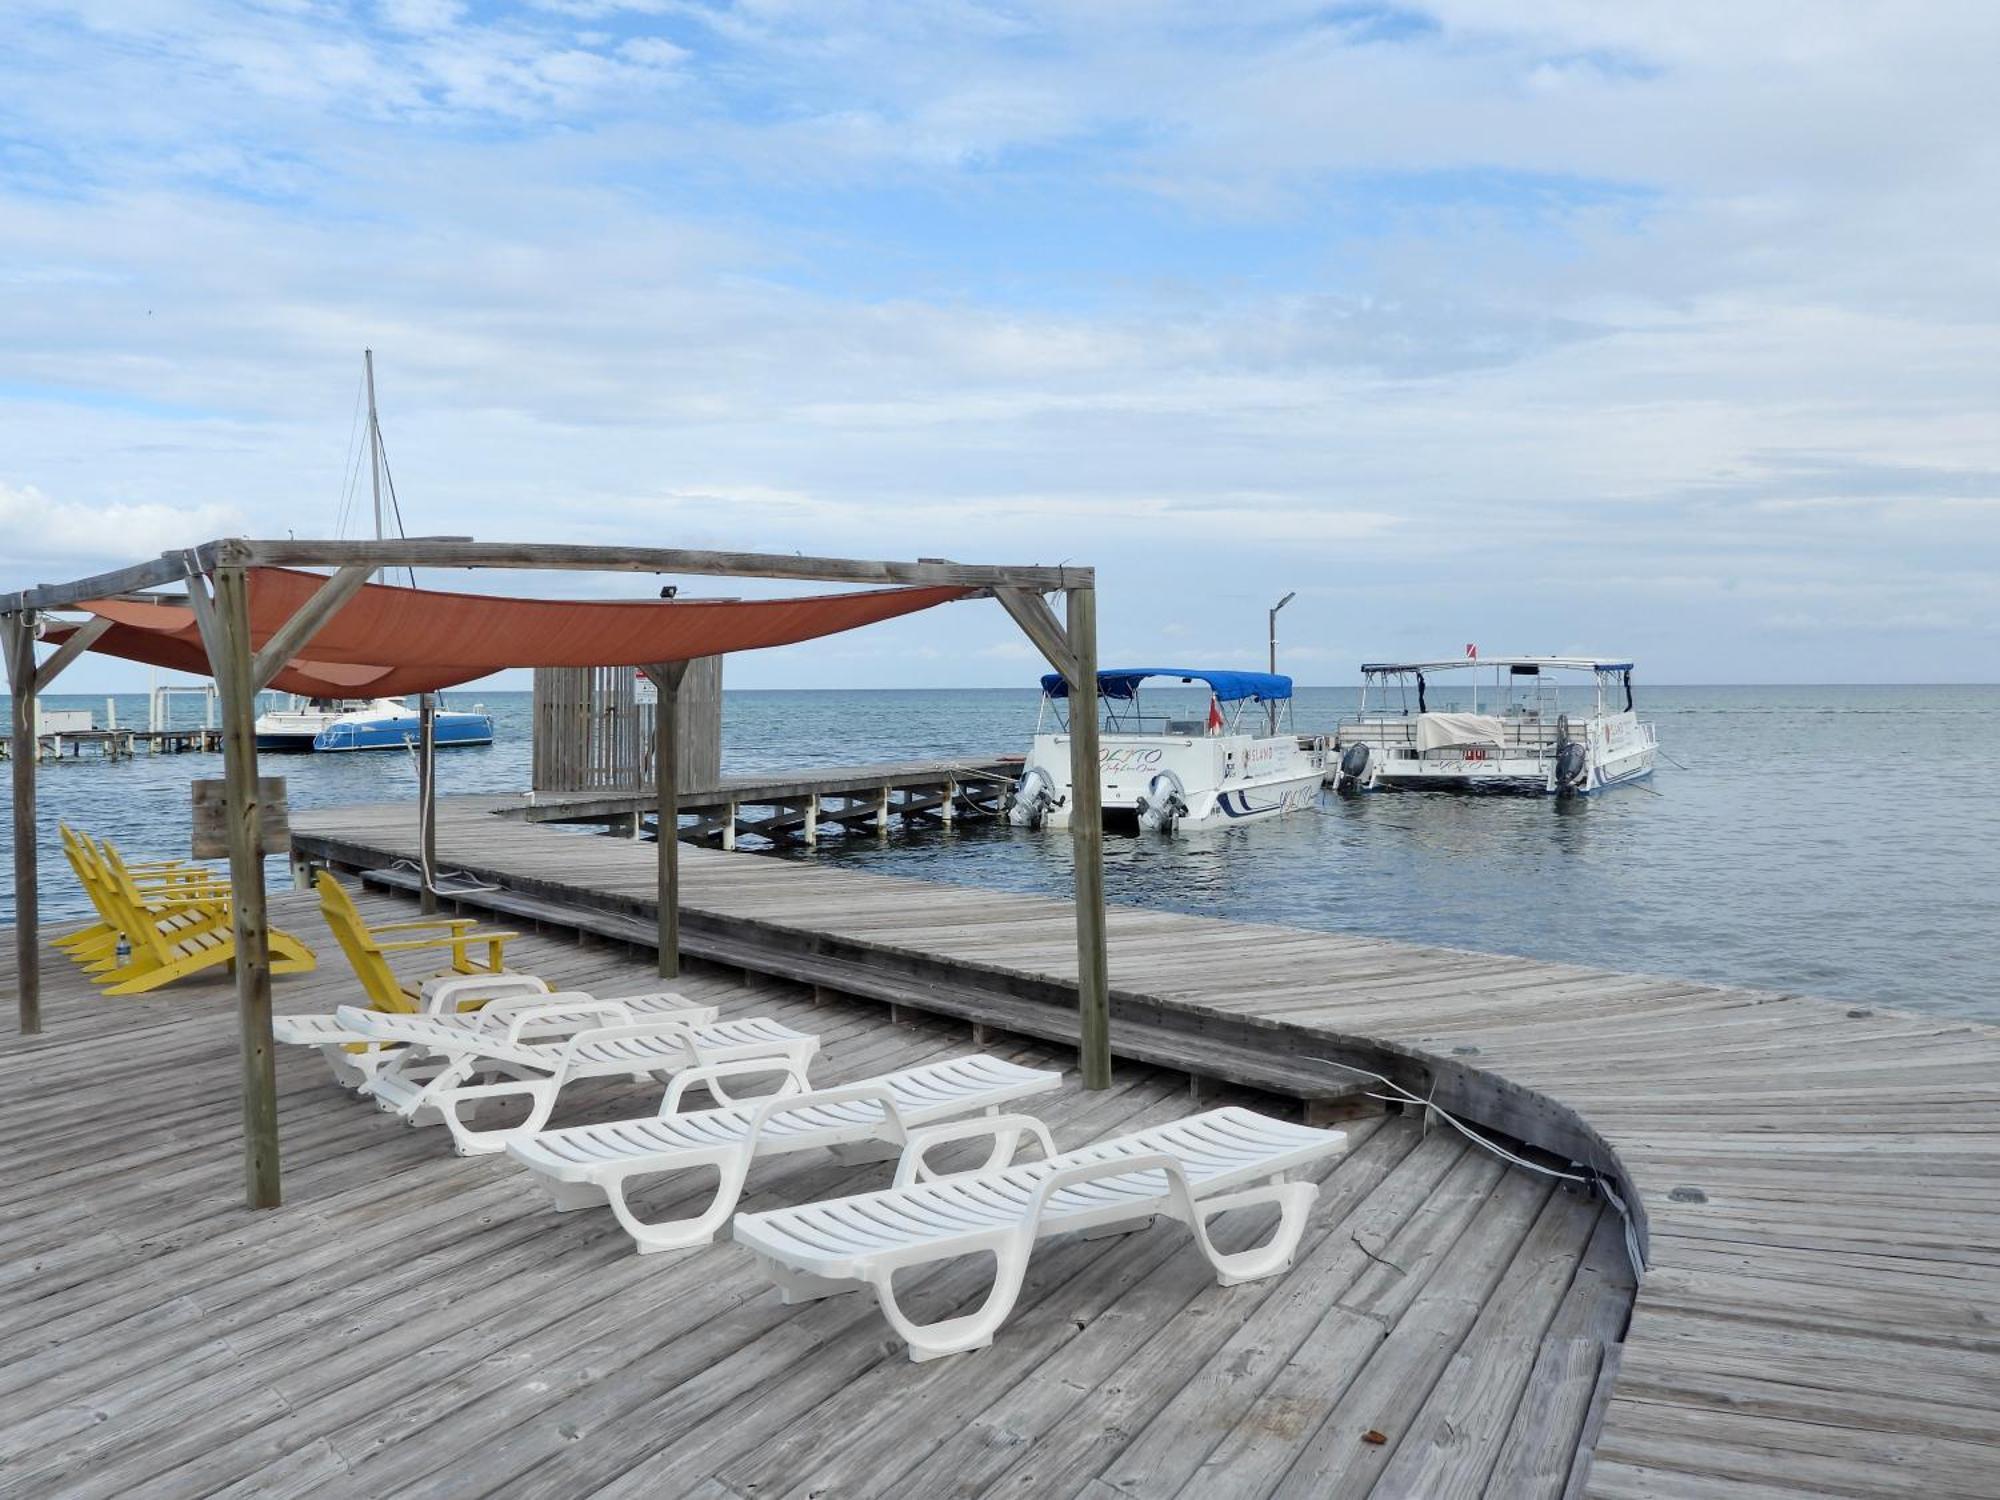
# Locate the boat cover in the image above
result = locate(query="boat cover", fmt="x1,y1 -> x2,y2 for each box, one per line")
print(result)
1415,712 -> 1506,751
44,568 -> 975,697
1040,668 -> 1292,703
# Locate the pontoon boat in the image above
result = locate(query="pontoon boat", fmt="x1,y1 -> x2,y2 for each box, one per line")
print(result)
1006,668 -> 1325,832
1331,656 -> 1655,795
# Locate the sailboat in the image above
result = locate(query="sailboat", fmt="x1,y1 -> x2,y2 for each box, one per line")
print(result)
253,352 -> 495,754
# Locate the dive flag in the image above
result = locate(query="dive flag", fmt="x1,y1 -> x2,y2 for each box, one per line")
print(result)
1206,695 -> 1225,734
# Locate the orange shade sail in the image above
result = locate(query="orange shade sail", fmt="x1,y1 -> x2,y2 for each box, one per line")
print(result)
48,567 -> 977,696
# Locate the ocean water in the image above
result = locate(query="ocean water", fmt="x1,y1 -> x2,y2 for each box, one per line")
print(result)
5,685 -> 1997,1021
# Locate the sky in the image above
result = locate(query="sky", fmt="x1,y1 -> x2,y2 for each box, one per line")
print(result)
2,1 -> 1997,690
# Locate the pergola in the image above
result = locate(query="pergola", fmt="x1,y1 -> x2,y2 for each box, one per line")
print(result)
1,538 -> 1109,1209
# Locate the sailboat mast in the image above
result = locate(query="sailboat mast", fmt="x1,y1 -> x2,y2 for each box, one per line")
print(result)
363,348 -> 384,557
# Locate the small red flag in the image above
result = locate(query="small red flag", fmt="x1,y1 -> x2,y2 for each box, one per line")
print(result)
1206,695 -> 1225,733
1466,643 -> 1477,659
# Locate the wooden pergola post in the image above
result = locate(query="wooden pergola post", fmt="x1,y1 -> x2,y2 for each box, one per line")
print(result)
3,610 -> 41,1034
1064,586 -> 1110,1088
994,580 -> 1111,1089
640,662 -> 689,978
194,564 -> 282,1208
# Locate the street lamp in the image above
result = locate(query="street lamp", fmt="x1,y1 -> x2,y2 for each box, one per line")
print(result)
1267,591 -> 1296,735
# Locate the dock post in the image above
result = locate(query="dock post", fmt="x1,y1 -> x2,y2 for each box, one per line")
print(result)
940,777 -> 957,826
203,563 -> 282,1209
804,798 -> 819,846
3,610 -> 41,1034
1065,586 -> 1111,1089
643,662 -> 688,979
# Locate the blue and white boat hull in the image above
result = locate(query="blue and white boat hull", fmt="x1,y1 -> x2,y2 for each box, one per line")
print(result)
313,711 -> 493,752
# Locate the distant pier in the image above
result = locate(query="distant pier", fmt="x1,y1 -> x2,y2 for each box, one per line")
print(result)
520,756 -> 1022,847
0,725 -> 223,761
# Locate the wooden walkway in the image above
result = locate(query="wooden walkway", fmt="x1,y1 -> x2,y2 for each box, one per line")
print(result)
0,888 -> 1628,1498
287,797 -> 2000,1499
522,757 -> 1020,845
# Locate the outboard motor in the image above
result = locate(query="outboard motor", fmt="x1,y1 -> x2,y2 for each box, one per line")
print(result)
1135,770 -> 1189,833
1005,766 -> 1058,829
1334,741 -> 1372,795
1554,716 -> 1588,796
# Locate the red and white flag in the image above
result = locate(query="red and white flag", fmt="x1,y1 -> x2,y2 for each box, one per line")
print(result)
1206,695 -> 1225,734
1465,643 -> 1478,660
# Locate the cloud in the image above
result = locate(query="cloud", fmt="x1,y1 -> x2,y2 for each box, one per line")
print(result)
0,480 -> 244,567
0,2 -> 1996,684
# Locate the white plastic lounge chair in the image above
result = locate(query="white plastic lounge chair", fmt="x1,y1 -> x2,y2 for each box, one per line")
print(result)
272,974 -> 716,1089
505,1053 -> 1065,1254
336,1002 -> 819,1156
732,1106 -> 1346,1361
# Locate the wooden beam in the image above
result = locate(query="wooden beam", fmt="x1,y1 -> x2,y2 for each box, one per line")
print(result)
182,562 -> 223,664
2,611 -> 41,1034
0,548 -> 207,614
206,565 -> 281,1209
1064,586 -> 1111,1089
31,616 -> 112,695
248,565 -> 371,692
640,661 -> 689,978
994,587 -> 1078,682
231,538 -> 1085,591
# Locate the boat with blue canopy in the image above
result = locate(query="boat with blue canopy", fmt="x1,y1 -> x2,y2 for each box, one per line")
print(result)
1008,667 -> 1326,833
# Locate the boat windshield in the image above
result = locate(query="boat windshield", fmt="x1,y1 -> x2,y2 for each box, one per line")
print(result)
1039,685 -> 1292,736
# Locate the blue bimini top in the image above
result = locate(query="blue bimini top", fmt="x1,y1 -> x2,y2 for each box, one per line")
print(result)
1038,668 -> 1293,704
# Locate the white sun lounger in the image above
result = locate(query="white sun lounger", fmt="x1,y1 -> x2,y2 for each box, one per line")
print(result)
335,1002 -> 819,1156
505,1053 -> 1065,1254
732,1106 -> 1346,1361
272,974 -> 717,1089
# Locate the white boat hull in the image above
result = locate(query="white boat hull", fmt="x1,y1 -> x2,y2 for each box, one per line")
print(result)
1008,732 -> 1326,832
1337,711 -> 1656,796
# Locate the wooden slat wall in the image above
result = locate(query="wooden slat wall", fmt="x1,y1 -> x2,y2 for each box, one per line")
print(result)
531,658 -> 720,795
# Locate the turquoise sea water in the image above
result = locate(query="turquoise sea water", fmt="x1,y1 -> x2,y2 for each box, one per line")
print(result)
5,685 -> 1997,1020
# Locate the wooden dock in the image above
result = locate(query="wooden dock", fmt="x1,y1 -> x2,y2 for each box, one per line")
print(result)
282,796 -> 2000,1499
522,757 -> 1021,846
0,726 -> 223,761
0,887 -> 1630,1498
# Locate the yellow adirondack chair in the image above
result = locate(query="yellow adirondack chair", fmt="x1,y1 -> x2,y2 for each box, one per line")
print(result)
59,829 -> 225,973
314,870 -> 517,1014
55,824 -> 219,962
76,833 -> 317,995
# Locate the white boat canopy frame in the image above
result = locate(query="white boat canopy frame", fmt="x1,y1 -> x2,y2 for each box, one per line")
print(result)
0,536 -> 1109,1212
1358,657 -> 1636,717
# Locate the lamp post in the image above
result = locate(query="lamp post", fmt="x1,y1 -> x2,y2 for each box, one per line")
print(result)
1267,591 -> 1296,735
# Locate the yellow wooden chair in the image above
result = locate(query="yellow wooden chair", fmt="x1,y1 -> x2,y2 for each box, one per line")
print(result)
55,824 -> 212,955
58,828 -> 227,973
314,870 -> 517,1014
89,837 -> 317,995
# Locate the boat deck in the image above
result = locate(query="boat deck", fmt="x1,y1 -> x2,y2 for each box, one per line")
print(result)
0,889 -> 1627,1498
283,796 -> 2000,1499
